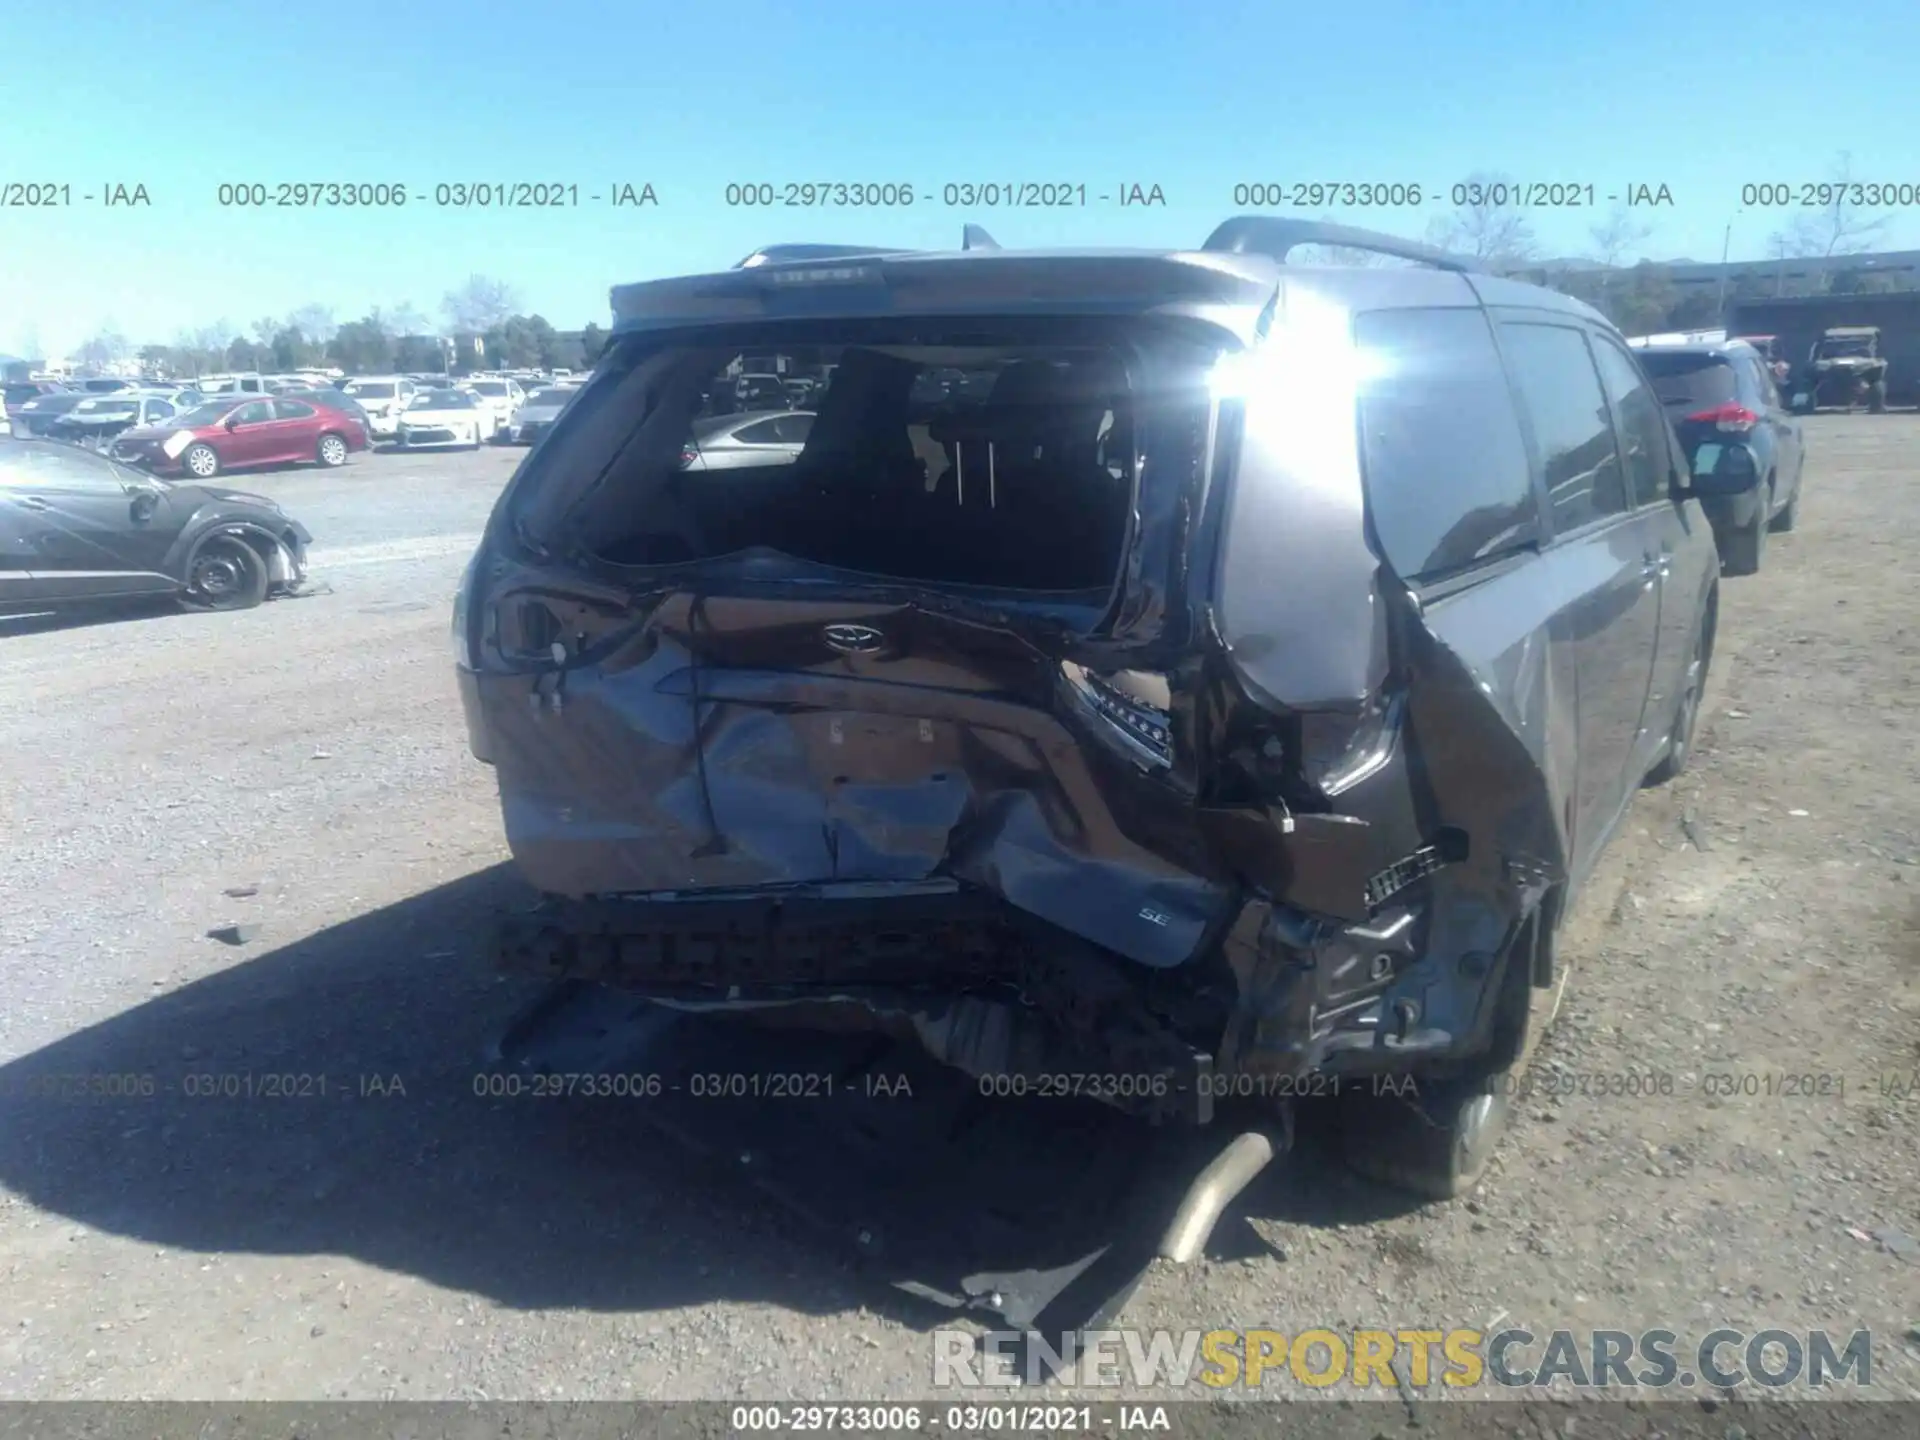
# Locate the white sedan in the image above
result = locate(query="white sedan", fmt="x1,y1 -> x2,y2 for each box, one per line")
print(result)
395,389 -> 496,449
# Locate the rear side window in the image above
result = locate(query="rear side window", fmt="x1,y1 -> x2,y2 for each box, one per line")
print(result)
1497,322 -> 1626,533
1354,307 -> 1539,581
273,399 -> 317,419
1636,352 -> 1738,411
1590,338 -> 1674,509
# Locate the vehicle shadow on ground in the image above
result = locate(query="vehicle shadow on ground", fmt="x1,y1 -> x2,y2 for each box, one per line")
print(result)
0,597 -> 188,638
0,865 -> 1417,1331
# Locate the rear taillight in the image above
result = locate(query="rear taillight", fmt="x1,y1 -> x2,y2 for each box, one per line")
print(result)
1686,402 -> 1759,433
1061,662 -> 1173,771
679,444 -> 698,466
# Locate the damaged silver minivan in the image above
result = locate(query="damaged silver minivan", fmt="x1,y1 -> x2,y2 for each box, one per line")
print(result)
455,219 -> 1722,1201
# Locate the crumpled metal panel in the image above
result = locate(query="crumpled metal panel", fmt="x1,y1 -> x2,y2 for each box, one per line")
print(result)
479,626 -> 1235,970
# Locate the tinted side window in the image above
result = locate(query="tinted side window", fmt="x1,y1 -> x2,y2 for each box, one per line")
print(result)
273,399 -> 317,419
1590,337 -> 1673,509
232,401 -> 273,425
1353,307 -> 1539,581
1497,322 -> 1626,532
772,412 -> 815,444
732,418 -> 785,444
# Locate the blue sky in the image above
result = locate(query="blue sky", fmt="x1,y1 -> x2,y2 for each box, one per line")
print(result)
1,0 -> 1913,357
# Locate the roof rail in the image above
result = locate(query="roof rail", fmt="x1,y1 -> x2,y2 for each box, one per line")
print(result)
1200,217 -> 1481,273
734,243 -> 917,269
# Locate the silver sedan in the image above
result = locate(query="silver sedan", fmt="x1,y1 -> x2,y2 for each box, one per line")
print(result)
680,409 -> 815,471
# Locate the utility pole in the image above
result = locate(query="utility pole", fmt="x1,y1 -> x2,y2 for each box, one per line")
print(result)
1714,218 -> 1734,325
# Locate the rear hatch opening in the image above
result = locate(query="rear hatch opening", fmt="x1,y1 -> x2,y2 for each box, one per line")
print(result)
469,317 -> 1254,976
543,327 -> 1147,597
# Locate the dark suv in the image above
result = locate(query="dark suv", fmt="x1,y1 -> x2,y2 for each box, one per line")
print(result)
1632,338 -> 1804,575
454,220 -> 1725,1215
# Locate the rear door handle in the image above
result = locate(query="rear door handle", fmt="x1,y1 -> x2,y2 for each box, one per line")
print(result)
1642,553 -> 1671,579
19,495 -> 50,511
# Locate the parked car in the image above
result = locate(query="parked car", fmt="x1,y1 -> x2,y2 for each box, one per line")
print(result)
0,437 -> 312,614
458,219 -> 1730,1210
464,377 -> 526,438
732,372 -> 788,408
194,374 -> 276,396
8,388 -> 93,438
1731,334 -> 1790,388
44,391 -> 193,450
1633,339 -> 1804,576
502,386 -> 573,444
110,394 -> 368,478
341,376 -> 421,441
680,409 -> 815,470
4,380 -> 69,427
396,389 -> 494,449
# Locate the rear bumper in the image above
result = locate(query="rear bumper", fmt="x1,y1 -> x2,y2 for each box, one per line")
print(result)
495,883 -> 1221,1124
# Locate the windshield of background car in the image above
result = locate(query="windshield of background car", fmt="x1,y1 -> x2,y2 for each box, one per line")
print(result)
1636,352 -> 1739,410
346,381 -> 396,397
74,397 -> 138,415
526,388 -> 567,406
411,391 -> 472,409
470,381 -> 509,396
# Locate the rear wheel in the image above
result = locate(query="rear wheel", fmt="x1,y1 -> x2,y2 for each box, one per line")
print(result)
1768,487 -> 1799,533
1720,495 -> 1758,579
316,431 -> 349,467
1869,380 -> 1888,414
182,536 -> 268,611
1338,910 -> 1554,1201
183,443 -> 221,479
1645,602 -> 1711,787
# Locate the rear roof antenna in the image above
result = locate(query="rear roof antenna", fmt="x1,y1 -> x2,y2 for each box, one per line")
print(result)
962,224 -> 1001,252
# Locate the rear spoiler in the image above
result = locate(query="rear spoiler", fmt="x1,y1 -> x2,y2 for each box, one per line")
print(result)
607,219 -> 1470,335
1199,217 -> 1482,273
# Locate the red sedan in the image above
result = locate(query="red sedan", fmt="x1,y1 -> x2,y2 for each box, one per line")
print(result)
110,395 -> 369,478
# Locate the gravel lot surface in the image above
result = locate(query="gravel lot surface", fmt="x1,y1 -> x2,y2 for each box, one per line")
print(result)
0,422 -> 1915,1405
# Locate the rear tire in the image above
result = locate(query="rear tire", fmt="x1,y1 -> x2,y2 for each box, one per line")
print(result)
1338,911 -> 1552,1201
182,536 -> 269,611
183,443 -> 221,479
316,431 -> 349,467
1869,381 -> 1888,414
1720,492 -> 1766,577
1768,487 -> 1799,533
1645,600 -> 1711,787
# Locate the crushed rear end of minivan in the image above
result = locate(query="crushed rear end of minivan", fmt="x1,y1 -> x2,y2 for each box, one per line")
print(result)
455,246 -> 1567,1150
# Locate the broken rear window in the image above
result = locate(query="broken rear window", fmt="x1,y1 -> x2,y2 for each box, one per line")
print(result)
514,323 -> 1187,595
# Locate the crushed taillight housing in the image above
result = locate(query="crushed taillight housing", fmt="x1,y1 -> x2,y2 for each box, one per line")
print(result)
1061,662 -> 1173,771
1686,402 -> 1759,433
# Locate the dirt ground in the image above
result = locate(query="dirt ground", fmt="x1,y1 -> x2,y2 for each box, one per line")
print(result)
0,419 -> 1915,1405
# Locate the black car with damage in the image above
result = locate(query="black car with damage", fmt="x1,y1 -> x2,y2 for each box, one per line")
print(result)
0,437 -> 313,614
454,219 -> 1725,1210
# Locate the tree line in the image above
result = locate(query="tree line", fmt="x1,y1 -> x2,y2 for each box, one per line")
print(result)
69,275 -> 609,379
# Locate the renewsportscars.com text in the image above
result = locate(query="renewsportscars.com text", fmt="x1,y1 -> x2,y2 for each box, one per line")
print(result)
932,1327 -> 1875,1390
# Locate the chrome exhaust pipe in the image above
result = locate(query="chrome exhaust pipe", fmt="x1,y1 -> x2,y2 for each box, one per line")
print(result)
1156,1129 -> 1280,1264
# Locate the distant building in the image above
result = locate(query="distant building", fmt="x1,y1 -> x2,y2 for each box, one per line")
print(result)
1522,246 -> 1920,297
